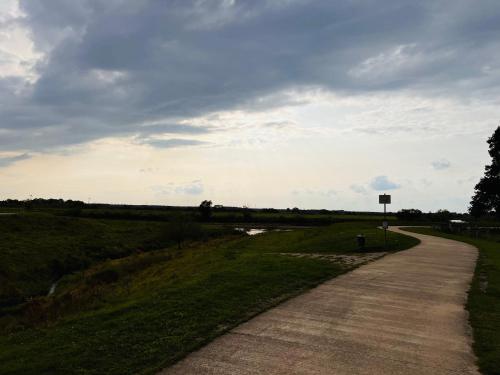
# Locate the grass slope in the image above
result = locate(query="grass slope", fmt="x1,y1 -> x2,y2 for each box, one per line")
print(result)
0,222 -> 418,374
403,227 -> 500,374
0,214 -> 228,307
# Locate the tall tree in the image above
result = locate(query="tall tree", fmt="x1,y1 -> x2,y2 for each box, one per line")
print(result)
198,200 -> 212,221
469,126 -> 500,218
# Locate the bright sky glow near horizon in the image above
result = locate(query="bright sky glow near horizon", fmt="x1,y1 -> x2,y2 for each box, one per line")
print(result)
1,0 -> 499,212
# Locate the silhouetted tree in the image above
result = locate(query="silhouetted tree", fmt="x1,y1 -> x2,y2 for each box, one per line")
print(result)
470,126 -> 500,218
198,200 -> 213,221
396,209 -> 423,221
432,209 -> 453,222
0,198 -> 85,209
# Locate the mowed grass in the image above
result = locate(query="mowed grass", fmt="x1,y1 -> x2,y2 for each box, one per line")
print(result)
0,222 -> 418,375
240,222 -> 414,254
403,227 -> 500,374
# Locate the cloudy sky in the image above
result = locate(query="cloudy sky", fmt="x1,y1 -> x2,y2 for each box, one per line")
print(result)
1,0 -> 499,212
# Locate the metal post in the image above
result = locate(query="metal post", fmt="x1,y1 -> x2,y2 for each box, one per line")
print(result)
379,194 -> 391,250
384,202 -> 387,249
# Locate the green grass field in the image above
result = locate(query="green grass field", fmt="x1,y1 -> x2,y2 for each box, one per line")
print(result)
403,227 -> 500,375
0,216 -> 418,375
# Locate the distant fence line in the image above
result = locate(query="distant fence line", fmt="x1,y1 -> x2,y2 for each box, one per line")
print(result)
434,223 -> 500,240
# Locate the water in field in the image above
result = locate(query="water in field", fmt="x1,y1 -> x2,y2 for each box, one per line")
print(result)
235,228 -> 292,236
246,228 -> 267,235
235,228 -> 267,235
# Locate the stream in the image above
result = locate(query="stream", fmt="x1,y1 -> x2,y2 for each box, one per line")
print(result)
47,282 -> 58,296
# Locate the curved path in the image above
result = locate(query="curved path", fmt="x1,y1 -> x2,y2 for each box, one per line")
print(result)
160,227 -> 479,374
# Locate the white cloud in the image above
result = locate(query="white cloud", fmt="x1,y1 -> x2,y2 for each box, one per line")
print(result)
151,180 -> 204,196
292,188 -> 336,197
175,180 -> 204,195
0,0 -> 41,82
350,184 -> 367,194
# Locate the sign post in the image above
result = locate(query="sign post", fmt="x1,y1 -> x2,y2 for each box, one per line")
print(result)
379,194 -> 391,249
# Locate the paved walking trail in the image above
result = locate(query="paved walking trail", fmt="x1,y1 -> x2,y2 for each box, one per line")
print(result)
160,227 -> 479,374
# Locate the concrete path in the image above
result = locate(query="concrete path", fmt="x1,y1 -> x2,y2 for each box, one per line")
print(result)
160,227 -> 479,375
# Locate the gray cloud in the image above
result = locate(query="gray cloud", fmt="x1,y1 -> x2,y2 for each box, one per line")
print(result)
142,138 -> 208,149
0,153 -> 32,167
370,176 -> 401,191
263,121 -> 296,129
1,1 -> 499,150
431,159 -> 451,170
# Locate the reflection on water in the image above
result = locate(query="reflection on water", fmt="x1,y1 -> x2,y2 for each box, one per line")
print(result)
246,228 -> 267,236
235,228 -> 267,235
235,228 -> 292,236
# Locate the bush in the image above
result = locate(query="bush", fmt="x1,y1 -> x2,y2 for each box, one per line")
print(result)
396,209 -> 423,221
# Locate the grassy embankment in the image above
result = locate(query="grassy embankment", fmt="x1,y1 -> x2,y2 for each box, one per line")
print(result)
0,213 -> 230,308
403,227 -> 500,374
0,216 -> 418,375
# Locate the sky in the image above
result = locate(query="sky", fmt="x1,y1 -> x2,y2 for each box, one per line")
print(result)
0,0 -> 499,212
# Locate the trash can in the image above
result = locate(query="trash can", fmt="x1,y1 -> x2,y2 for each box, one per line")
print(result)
356,234 -> 365,250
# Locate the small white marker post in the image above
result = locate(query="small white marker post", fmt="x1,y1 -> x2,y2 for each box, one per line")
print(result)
379,194 -> 391,249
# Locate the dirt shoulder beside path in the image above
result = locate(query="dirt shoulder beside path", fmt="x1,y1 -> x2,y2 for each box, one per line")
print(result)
160,226 -> 479,374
